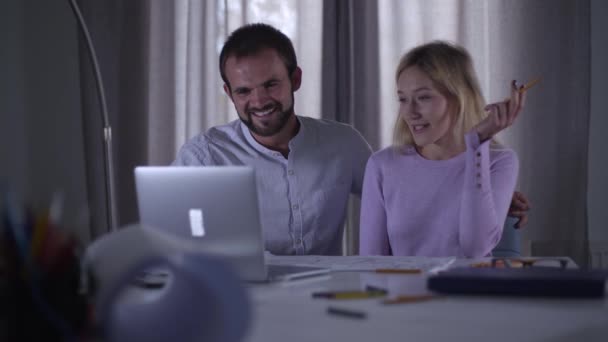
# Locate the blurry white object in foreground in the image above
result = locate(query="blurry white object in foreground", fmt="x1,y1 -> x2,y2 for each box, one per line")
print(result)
84,224 -> 251,342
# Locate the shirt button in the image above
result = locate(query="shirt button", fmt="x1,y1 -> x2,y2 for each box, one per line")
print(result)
296,238 -> 302,244
288,170 -> 294,175
292,204 -> 299,210
476,152 -> 481,157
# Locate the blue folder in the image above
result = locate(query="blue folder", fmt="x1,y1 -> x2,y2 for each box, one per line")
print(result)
427,267 -> 607,298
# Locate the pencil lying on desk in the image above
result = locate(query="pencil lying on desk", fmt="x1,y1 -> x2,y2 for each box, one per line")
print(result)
365,285 -> 387,293
313,290 -> 387,299
327,306 -> 367,319
382,294 -> 437,305
373,268 -> 422,274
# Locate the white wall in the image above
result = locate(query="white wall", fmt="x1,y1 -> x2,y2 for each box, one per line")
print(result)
0,0 -> 89,243
589,0 -> 608,245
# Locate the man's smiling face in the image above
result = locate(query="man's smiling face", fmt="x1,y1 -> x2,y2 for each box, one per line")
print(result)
224,48 -> 301,137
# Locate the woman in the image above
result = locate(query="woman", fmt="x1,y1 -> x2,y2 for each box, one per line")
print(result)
359,41 -> 526,257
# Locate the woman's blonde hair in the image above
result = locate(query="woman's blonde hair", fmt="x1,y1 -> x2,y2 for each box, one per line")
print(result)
393,41 -> 488,148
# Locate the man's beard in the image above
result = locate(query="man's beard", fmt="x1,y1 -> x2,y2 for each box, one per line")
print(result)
239,95 -> 295,137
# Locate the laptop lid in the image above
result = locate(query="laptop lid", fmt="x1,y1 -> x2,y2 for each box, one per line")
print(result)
134,166 -> 329,283
134,166 -> 268,281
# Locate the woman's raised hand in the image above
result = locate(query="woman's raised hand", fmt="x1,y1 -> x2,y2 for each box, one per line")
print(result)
474,80 -> 528,142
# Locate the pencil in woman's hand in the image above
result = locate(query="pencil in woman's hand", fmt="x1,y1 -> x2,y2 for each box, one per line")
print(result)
518,77 -> 541,93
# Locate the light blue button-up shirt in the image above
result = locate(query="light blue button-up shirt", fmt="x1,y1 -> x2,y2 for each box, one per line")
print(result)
173,116 -> 372,255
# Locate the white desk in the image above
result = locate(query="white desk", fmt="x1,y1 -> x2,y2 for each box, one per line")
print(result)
244,256 -> 608,342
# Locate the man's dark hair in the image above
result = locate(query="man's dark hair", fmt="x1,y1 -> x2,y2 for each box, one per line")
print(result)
219,23 -> 298,89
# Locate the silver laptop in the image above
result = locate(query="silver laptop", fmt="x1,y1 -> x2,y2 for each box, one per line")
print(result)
134,166 -> 329,282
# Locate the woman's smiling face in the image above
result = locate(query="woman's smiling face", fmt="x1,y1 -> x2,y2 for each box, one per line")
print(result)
397,66 -> 456,150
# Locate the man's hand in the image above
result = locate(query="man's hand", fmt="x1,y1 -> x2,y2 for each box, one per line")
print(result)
508,191 -> 531,228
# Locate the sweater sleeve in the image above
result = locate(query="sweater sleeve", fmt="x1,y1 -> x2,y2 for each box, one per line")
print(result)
359,155 -> 391,255
459,132 -> 519,257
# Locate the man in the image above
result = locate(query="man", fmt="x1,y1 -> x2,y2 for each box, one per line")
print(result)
173,23 -> 529,255
173,23 -> 372,255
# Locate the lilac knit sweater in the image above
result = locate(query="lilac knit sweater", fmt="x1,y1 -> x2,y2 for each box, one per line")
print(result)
359,132 -> 518,258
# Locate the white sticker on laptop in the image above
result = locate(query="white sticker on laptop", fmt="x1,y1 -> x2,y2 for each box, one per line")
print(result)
188,209 -> 205,237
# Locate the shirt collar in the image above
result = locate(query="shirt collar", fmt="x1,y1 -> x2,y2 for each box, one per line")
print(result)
239,116 -> 307,158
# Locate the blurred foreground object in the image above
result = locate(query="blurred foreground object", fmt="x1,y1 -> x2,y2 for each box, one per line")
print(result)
84,224 -> 251,342
0,194 -> 89,341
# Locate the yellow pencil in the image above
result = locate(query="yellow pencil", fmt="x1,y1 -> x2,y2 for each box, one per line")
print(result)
518,77 -> 541,93
382,294 -> 437,305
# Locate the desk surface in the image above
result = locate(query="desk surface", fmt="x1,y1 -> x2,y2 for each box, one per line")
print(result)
244,256 -> 608,342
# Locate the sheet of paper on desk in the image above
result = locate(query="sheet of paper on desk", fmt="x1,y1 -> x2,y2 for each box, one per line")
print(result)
265,255 -> 456,272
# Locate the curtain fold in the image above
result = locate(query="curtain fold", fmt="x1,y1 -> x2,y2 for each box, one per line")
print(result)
322,0 -> 381,151
491,0 -> 590,266
322,0 -> 381,255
